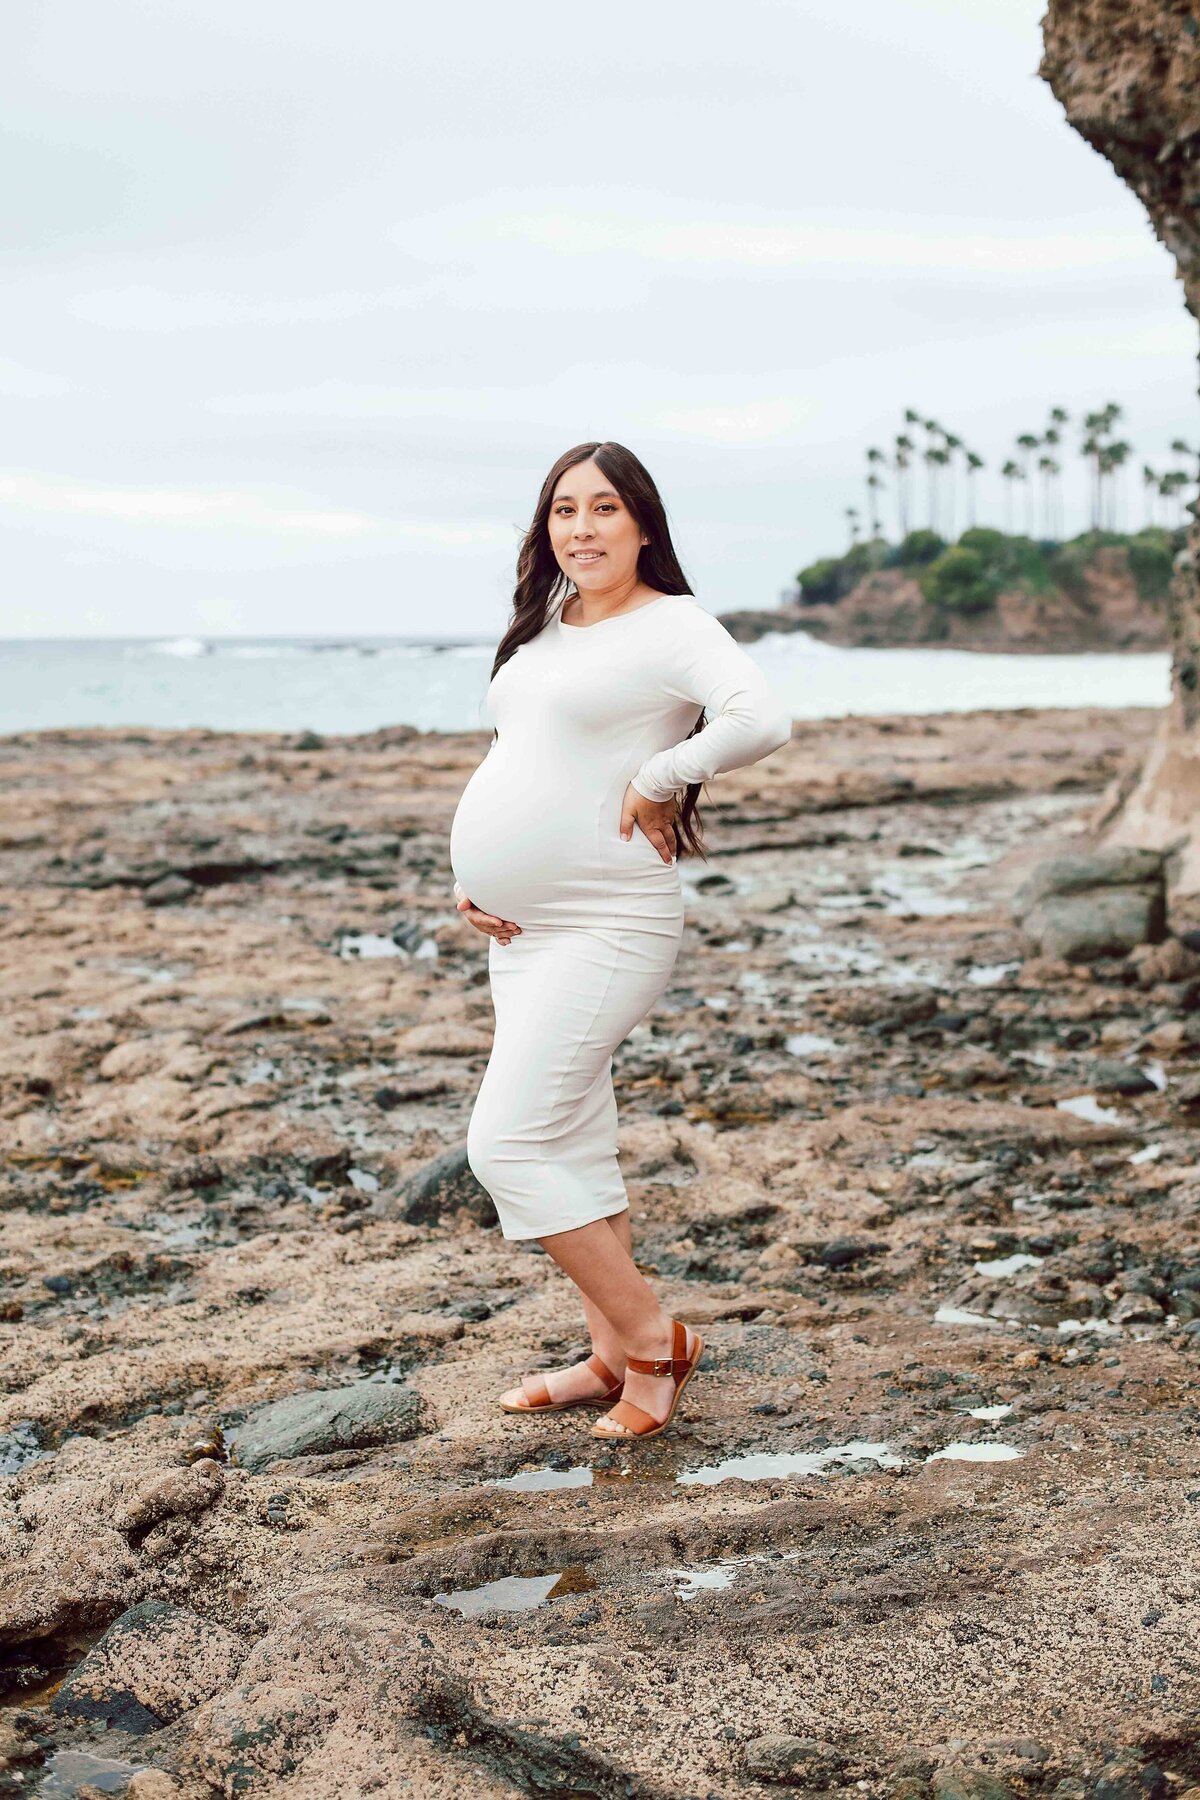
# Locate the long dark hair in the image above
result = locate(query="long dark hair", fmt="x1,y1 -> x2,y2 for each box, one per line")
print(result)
489,440 -> 709,859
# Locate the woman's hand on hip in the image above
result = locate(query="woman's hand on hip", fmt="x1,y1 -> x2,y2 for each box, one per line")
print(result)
620,785 -> 677,862
454,882 -> 521,946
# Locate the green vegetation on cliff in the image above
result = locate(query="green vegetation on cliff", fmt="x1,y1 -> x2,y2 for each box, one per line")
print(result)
797,525 -> 1181,619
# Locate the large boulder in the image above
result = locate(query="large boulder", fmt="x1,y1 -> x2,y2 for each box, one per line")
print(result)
376,1143 -> 496,1229
231,1383 -> 423,1472
1012,848 -> 1167,961
50,1599 -> 244,1734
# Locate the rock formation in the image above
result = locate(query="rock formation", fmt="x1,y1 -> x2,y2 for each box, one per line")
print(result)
1041,1 -> 1200,889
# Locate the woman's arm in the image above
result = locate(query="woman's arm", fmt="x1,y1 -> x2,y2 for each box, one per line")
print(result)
630,605 -> 793,802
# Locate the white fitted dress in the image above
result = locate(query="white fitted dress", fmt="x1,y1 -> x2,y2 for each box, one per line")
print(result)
449,592 -> 791,1240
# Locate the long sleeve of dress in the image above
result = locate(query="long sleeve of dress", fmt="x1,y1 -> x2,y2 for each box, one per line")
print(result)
629,604 -> 793,802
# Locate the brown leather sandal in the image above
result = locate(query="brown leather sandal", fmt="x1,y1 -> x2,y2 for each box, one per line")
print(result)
499,1352 -> 625,1414
590,1320 -> 704,1441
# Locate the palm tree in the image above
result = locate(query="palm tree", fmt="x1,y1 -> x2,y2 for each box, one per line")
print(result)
922,417 -> 944,529
942,431 -> 963,538
866,472 -> 886,539
893,434 -> 915,538
1042,414 -> 1067,535
1170,439 -> 1200,524
1162,469 -> 1190,528
965,450 -> 985,527
865,448 -> 887,540
1015,432 -> 1041,534
1102,439 -> 1132,529
845,505 -> 861,548
1000,459 -> 1024,533
1037,455 -> 1060,538
1081,415 -> 1106,528
1142,463 -> 1160,527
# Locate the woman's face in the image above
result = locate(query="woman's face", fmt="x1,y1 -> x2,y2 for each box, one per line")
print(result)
547,458 -> 645,591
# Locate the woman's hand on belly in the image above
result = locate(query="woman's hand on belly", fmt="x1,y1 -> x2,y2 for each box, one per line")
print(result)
619,784 -> 678,863
454,882 -> 522,946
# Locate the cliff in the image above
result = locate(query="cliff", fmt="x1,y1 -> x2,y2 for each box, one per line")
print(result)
723,535 -> 1175,652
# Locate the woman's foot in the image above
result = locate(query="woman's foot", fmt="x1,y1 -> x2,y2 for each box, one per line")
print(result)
499,1351 -> 625,1413
592,1321 -> 703,1439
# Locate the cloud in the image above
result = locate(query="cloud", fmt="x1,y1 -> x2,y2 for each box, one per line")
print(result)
0,358 -> 70,397
0,469 -> 510,546
468,210 -> 1159,276
644,397 -> 817,444
68,285 -> 432,331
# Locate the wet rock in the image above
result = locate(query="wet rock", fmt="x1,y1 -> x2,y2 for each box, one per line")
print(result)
380,1143 -> 496,1228
1091,1757 -> 1167,1800
143,874 -> 196,906
743,1735 -> 846,1786
933,1771 -> 1016,1800
116,1458 -> 225,1535
816,1238 -> 887,1270
232,1383 -> 423,1472
1109,1292 -> 1165,1326
1174,1073 -> 1200,1114
1090,1059 -> 1157,1095
50,1598 -> 245,1734
1127,937 -> 1200,985
1013,848 -> 1166,961
166,1155 -> 224,1191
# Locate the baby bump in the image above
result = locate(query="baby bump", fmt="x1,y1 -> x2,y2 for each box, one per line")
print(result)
450,764 -> 680,926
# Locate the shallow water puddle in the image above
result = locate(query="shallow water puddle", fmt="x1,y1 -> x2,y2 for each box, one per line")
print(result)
337,932 -> 405,959
966,961 -> 1021,987
434,1565 -> 595,1617
1056,1094 -> 1127,1126
1142,1060 -> 1168,1092
488,1465 -> 593,1493
967,1403 -> 1014,1422
925,1442 -> 1023,1463
676,1440 -> 902,1487
37,1751 -> 148,1796
785,1032 -> 839,1058
1129,1141 -> 1165,1165
933,1304 -> 1004,1328
973,1252 -> 1043,1278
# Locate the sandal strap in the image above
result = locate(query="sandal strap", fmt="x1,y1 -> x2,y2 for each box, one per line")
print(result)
597,1397 -> 660,1436
520,1373 -> 551,1408
626,1319 -> 690,1381
585,1352 -> 621,1391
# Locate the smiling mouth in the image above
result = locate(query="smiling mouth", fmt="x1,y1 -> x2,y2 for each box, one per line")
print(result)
572,551 -> 604,560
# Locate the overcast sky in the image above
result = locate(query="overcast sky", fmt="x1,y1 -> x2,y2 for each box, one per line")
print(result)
2,0 -> 1194,640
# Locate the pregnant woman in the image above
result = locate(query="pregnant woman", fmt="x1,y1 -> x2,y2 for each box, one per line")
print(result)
449,440 -> 792,1441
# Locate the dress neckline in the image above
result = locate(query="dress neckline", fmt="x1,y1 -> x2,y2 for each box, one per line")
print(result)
556,593 -> 675,632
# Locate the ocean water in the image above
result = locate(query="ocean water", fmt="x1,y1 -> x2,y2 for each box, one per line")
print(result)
0,631 -> 1170,736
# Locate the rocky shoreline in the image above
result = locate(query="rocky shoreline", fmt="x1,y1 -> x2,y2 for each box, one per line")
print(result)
1,707 -> 1198,1799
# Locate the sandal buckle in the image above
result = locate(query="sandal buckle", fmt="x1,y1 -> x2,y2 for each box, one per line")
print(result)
648,1356 -> 672,1376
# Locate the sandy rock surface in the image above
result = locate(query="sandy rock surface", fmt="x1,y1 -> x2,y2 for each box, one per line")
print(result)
1,706 -> 1198,1798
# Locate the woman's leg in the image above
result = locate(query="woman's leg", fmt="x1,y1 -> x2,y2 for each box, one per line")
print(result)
536,1215 -> 698,1427
498,1210 -> 633,1407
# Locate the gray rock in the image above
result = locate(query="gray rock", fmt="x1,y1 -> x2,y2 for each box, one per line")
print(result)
143,873 -> 196,907
232,1383 -> 423,1472
51,1598 -> 244,1734
1012,848 -> 1166,911
1011,848 -> 1167,961
743,1735 -> 845,1786
1090,1060 -> 1157,1095
378,1143 -> 496,1229
1020,888 -> 1165,961
1109,1292 -> 1165,1326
